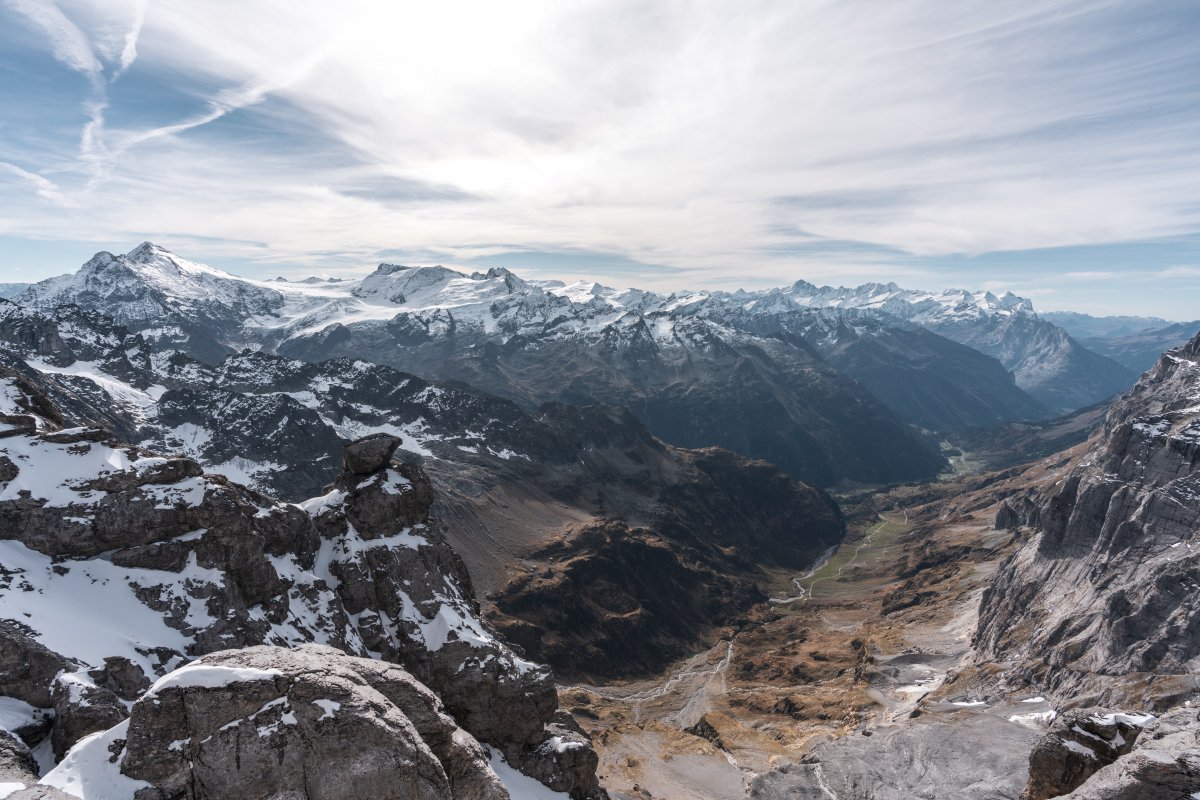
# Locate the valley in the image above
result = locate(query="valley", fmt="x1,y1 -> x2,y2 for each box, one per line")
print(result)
562,464 -> 1045,799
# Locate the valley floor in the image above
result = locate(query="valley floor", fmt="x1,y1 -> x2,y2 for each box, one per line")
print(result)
561,450 -> 1079,799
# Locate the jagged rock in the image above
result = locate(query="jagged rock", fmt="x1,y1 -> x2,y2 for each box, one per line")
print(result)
685,715 -> 727,751
49,671 -> 127,760
1021,708 -> 1148,799
306,449 -> 603,797
995,499 -> 1020,530
341,432 -> 403,475
2,397 -> 603,797
1057,708 -> 1200,799
86,645 -> 509,800
519,723 -> 599,796
90,657 -> 151,702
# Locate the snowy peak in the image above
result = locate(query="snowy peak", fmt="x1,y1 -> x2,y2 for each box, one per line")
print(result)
781,279 -> 1036,321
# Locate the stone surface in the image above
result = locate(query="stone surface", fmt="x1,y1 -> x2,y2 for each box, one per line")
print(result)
750,715 -> 1039,800
0,729 -> 38,788
0,623 -> 77,709
1021,708 -> 1146,800
49,672 -> 128,760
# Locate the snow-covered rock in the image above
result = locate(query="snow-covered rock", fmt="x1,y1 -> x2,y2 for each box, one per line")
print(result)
0,380 -> 603,797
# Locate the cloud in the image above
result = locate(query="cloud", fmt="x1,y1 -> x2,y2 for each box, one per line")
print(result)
1155,266 -> 1200,278
1,0 -> 1199,301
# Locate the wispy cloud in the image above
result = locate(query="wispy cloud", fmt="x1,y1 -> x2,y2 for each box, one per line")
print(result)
0,162 -> 74,206
2,0 -> 102,85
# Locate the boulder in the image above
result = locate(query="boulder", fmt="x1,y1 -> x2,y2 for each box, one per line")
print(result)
49,671 -> 127,760
0,623 -> 78,709
341,433 -> 403,475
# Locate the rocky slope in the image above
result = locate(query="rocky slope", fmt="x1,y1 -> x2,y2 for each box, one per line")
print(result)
779,307 -> 1049,431
975,330 -> 1200,707
1019,707 -> 1199,800
40,646 -> 538,800
0,380 -> 604,797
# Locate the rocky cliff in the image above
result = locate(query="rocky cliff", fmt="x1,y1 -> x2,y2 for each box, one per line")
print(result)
975,331 -> 1200,707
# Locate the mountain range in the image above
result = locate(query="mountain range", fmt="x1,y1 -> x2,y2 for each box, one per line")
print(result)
12,244 -> 1141,487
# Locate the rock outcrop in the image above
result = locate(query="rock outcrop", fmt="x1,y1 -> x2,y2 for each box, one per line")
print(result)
1050,709 -> 1200,799
1021,709 -> 1151,799
44,646 -> 509,800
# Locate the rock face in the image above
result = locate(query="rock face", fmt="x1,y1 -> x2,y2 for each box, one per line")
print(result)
0,379 -> 604,797
749,307 -> 1050,432
45,645 -> 509,800
342,432 -> 403,474
975,332 -> 1200,706
1047,709 -> 1200,800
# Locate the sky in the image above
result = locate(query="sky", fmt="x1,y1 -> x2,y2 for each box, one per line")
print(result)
1,1 -> 1198,317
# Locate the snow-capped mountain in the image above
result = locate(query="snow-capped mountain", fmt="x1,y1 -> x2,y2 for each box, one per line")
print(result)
17,243 -> 284,363
18,246 -> 955,486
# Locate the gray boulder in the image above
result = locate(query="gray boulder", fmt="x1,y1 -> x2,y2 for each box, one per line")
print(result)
0,623 -> 77,709
59,645 -> 509,800
49,671 -> 127,760
0,728 -> 38,788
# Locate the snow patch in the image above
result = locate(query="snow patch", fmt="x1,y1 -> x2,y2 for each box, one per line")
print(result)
40,720 -> 152,799
147,663 -> 282,696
